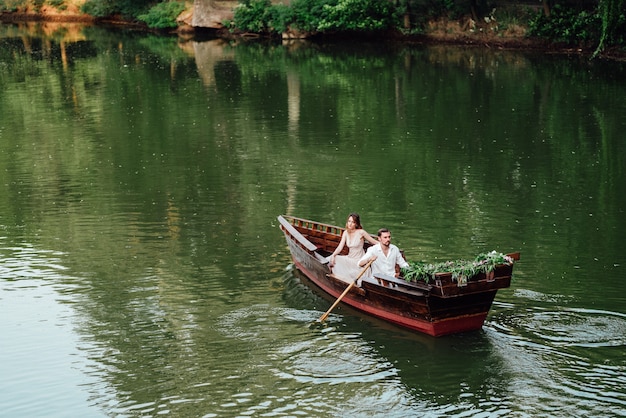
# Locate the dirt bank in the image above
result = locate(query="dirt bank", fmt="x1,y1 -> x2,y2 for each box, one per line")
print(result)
1,7 -> 624,61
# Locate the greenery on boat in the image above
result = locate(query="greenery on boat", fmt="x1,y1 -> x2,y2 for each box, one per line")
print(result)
402,251 -> 514,284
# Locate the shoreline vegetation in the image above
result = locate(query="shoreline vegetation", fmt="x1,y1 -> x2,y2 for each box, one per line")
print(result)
1,0 -> 625,61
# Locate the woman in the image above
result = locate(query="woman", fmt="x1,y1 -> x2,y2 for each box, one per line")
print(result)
328,213 -> 379,282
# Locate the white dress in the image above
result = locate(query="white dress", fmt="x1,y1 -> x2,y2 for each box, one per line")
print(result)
330,230 -> 367,283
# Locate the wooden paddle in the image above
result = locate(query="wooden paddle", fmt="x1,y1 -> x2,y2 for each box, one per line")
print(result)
319,259 -> 374,322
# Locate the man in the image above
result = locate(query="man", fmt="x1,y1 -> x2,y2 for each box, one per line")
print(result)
358,228 -> 409,279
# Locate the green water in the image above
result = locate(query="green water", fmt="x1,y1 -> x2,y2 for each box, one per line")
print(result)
1,22 -> 625,417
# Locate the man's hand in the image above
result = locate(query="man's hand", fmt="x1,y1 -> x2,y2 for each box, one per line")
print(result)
361,255 -> 377,266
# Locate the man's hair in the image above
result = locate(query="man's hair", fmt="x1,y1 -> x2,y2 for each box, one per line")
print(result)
377,228 -> 390,237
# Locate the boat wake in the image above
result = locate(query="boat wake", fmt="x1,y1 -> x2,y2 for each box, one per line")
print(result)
218,304 -> 399,384
492,290 -> 626,348
519,307 -> 626,348
483,293 -> 626,417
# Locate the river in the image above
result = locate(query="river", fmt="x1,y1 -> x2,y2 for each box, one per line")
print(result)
1,22 -> 625,417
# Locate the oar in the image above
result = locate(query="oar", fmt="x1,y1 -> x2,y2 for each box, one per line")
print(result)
319,259 -> 374,322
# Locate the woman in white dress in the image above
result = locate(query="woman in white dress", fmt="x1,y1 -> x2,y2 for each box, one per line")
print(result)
328,213 -> 379,282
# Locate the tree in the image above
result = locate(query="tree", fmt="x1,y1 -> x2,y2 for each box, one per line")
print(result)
594,0 -> 626,56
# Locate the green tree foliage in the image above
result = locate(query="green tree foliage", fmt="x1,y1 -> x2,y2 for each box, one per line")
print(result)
0,0 -> 35,12
138,1 -> 185,29
80,0 -> 153,19
528,0 -> 625,53
232,0 -> 396,34
527,4 -> 601,45
288,0 -> 328,31
317,0 -> 395,31
594,0 -> 626,55
232,0 -> 277,33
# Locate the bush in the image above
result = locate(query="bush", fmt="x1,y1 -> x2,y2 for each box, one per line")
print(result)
318,0 -> 395,31
232,0 -> 274,33
0,0 -> 19,12
138,1 -> 186,29
80,0 -> 153,19
47,0 -> 66,10
232,0 -> 398,34
527,5 -> 601,45
290,0 -> 329,32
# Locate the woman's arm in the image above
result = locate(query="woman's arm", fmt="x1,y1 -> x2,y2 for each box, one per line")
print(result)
329,231 -> 347,266
362,230 -> 378,246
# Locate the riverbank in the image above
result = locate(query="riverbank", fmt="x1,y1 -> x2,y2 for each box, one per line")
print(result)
1,6 -> 625,61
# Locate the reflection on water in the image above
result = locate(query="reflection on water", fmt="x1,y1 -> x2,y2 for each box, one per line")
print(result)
284,267 -> 626,417
0,244 -> 98,417
214,271 -> 454,417
2,235 -> 625,416
1,22 -> 626,417
486,296 -> 626,417
515,307 -> 626,347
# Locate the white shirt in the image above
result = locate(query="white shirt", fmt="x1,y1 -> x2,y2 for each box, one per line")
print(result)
359,243 -> 409,278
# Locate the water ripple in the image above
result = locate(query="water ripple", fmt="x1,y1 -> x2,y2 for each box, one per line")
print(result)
0,244 -> 97,417
498,305 -> 626,348
215,304 -> 424,416
0,244 -> 67,283
485,301 -> 626,417
220,305 -> 396,378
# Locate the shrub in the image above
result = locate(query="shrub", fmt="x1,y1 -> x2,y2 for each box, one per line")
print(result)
527,5 -> 601,45
47,0 -> 66,10
232,0 -> 398,34
0,0 -> 19,12
290,0 -> 328,32
80,0 -> 153,19
138,1 -> 186,29
232,0 -> 274,33
318,0 -> 395,31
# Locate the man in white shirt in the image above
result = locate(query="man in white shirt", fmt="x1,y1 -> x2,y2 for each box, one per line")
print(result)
358,228 -> 409,278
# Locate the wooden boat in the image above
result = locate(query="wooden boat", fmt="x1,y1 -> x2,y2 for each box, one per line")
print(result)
278,215 -> 520,337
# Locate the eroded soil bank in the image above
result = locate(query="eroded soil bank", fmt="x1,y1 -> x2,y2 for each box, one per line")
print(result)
1,7 -> 625,61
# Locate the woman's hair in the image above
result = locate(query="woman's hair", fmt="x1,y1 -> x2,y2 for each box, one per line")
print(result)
347,213 -> 363,229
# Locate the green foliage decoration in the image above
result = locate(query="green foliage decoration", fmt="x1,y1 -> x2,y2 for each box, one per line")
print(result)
402,251 -> 515,284
138,1 -> 185,29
